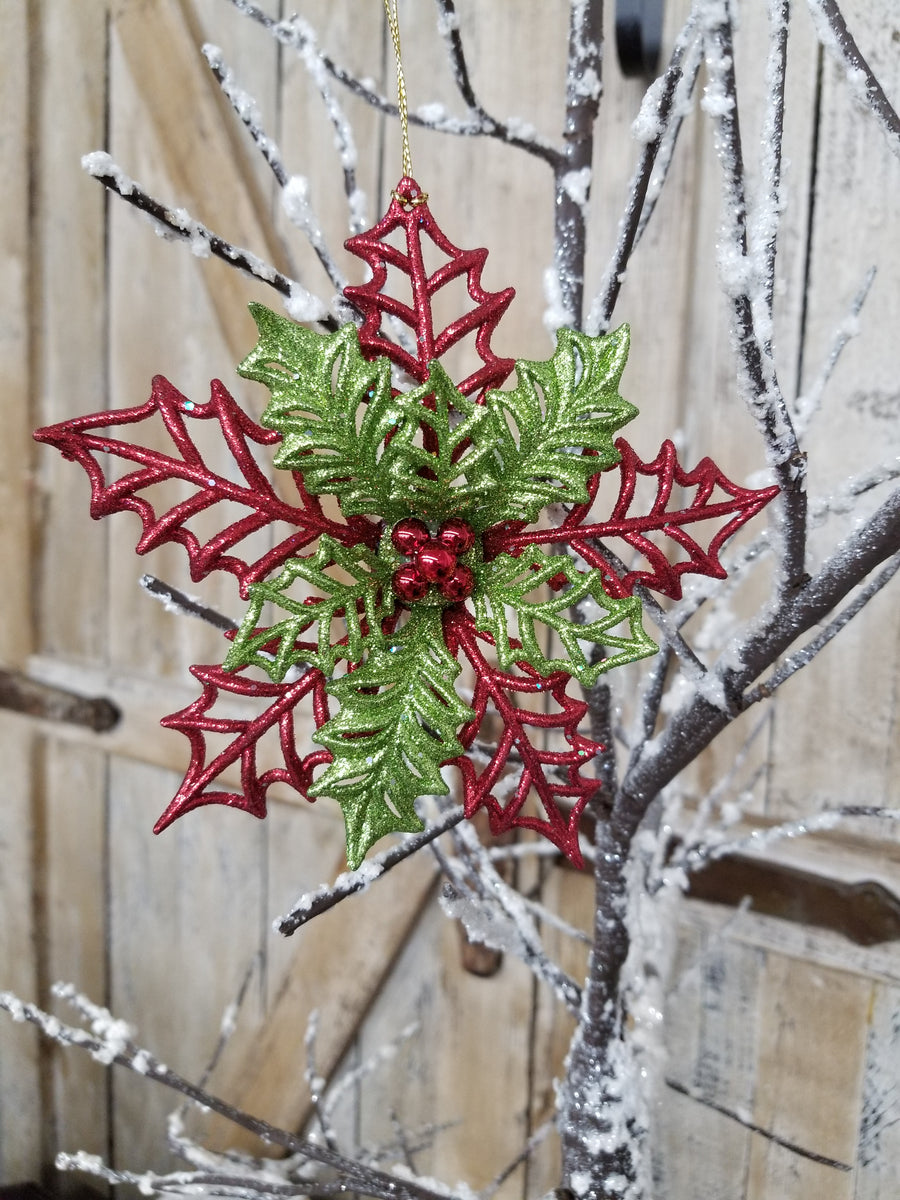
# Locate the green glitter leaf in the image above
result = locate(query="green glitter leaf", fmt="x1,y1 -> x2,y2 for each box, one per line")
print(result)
474,548 -> 657,684
483,326 -> 637,524
384,361 -> 502,523
223,536 -> 390,680
310,608 -> 474,867
239,305 -> 408,521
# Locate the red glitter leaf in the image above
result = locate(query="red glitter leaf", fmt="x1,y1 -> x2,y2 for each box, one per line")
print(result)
344,176 -> 515,399
491,438 -> 779,600
153,660 -> 332,833
34,375 -> 377,599
445,609 -> 602,868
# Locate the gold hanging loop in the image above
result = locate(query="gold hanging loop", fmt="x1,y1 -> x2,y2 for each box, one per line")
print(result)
383,0 -> 429,205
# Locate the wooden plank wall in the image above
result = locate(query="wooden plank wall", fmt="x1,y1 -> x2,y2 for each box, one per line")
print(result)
1,1 -> 898,1196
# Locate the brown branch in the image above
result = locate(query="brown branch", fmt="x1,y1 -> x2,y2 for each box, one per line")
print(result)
621,484 -> 900,836
702,10 -> 808,591
0,993 -> 460,1200
552,0 -> 605,328
806,0 -> 900,156
276,806 -> 465,935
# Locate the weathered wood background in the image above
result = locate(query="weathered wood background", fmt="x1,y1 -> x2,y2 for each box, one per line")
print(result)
1,1 -> 898,1197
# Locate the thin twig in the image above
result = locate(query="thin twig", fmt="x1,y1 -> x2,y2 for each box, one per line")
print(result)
203,43 -> 290,186
805,0 -> 900,157
742,551 -> 900,706
228,0 -> 562,165
588,14 -> 702,332
140,575 -> 239,633
304,1010 -> 341,1153
276,807 -> 464,935
681,804 -> 900,869
757,0 -> 791,321
82,154 -> 338,330
702,9 -> 807,591
793,266 -> 876,435
0,992 -> 456,1200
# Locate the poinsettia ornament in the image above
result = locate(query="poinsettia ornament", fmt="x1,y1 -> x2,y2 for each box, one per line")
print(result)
35,177 -> 777,869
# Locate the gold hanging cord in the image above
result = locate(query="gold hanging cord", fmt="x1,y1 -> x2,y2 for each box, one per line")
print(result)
383,0 -> 428,204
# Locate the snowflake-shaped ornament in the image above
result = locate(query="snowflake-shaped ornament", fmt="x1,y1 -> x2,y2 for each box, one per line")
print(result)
35,178 -> 777,869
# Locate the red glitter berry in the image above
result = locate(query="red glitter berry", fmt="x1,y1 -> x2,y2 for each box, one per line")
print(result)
391,517 -> 430,557
393,564 -> 429,603
438,518 -> 475,556
440,563 -> 475,601
416,540 -> 457,583
547,571 -> 568,592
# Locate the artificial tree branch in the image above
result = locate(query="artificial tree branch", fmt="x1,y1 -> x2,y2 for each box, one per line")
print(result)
742,550 -> 900,705
759,0 -> 791,320
203,44 -> 290,187
0,992 -> 459,1200
588,13 -> 702,332
82,153 -> 337,330
806,0 -> 900,157
702,9 -> 808,592
229,0 -> 562,166
551,0 -> 605,329
622,483 -> 900,836
276,805 -> 465,935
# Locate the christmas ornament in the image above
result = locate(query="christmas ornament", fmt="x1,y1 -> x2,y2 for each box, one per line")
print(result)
34,6 -> 778,870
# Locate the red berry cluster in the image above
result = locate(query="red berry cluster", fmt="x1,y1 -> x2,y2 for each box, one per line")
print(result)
391,517 -> 476,604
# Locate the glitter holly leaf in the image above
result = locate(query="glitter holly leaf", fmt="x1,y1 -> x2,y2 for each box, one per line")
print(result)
344,176 -> 515,398
240,309 -> 404,520
33,375 -> 374,599
153,661 -> 331,832
474,548 -> 656,685
448,611 -> 601,868
225,536 -> 391,680
481,326 -> 637,524
384,361 -> 503,523
309,607 -> 474,868
494,438 -> 780,600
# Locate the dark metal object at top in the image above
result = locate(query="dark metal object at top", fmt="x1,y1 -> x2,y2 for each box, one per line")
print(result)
616,0 -> 664,78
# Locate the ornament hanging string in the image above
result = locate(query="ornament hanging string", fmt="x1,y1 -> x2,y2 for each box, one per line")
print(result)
383,0 -> 427,205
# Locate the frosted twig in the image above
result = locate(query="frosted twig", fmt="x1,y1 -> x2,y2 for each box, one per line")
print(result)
202,45 -> 349,296
1,992 -> 455,1200
757,0 -> 790,320
228,0 -> 561,164
56,1157 -> 329,1198
629,645 -> 672,765
275,806 -> 462,935
621,485 -> 900,829
480,1117 -> 555,1199
322,1022 -> 420,1119
632,36 -> 704,247
549,0 -> 604,328
441,821 -> 583,1013
587,14 -> 702,332
742,551 -> 900,706
304,1009 -> 340,1153
141,574 -> 239,633
683,711 -> 771,845
793,266 -> 876,435
682,804 -> 900,869
701,10 -> 807,589
806,0 -> 900,158
203,43 -> 289,186
81,152 -> 336,329
662,1079 -> 853,1172
276,14 -> 368,234
807,459 -> 900,523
